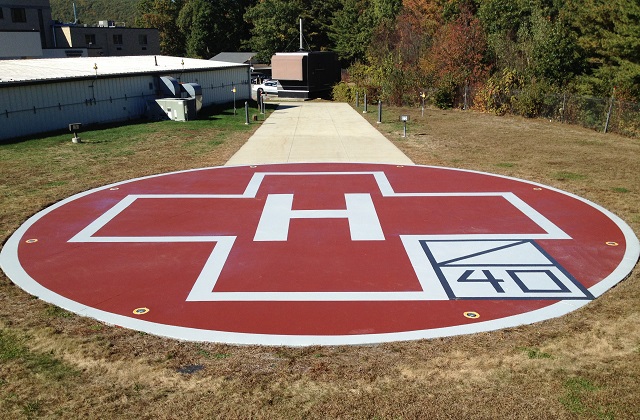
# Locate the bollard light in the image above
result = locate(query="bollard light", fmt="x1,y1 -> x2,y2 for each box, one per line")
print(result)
400,115 -> 409,137
69,122 -> 82,143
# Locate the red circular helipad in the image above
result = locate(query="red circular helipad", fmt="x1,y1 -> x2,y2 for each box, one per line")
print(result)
1,163 -> 638,345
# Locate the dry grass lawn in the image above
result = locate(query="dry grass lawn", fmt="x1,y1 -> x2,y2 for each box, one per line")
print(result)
0,103 -> 638,419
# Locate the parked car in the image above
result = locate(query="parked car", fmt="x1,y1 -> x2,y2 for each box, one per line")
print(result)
252,80 -> 281,95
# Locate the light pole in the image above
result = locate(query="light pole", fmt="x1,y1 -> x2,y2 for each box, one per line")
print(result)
232,86 -> 237,115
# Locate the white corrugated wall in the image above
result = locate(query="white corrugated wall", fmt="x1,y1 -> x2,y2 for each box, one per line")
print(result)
186,67 -> 251,106
0,65 -> 250,140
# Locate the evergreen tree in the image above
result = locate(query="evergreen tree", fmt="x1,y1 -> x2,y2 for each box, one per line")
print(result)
329,0 -> 374,64
568,0 -> 640,98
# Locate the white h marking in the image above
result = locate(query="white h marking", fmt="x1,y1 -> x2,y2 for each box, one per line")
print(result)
253,193 -> 385,241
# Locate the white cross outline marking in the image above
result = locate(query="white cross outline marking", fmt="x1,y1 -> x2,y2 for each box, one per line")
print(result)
68,171 -> 571,301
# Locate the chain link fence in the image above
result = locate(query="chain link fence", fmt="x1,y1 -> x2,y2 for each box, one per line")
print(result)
336,77 -> 640,138
451,86 -> 640,138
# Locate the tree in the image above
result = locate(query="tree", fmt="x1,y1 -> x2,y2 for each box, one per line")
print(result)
525,9 -> 583,87
137,0 -> 185,56
244,0 -> 303,62
478,1 -> 583,90
477,0 -> 532,74
329,0 -> 374,64
427,6 -> 489,90
357,0 -> 424,104
402,0 -> 449,37
300,0 -> 341,52
178,0 -> 252,59
370,0 -> 402,23
477,0 -> 531,40
244,0 -> 340,62
567,0 -> 640,98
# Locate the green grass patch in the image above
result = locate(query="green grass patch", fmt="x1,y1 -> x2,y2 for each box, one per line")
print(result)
44,181 -> 68,187
45,305 -> 74,318
213,353 -> 230,359
0,330 -> 26,361
612,187 -> 630,193
22,399 -> 42,417
496,162 -> 515,168
197,349 -> 211,358
559,377 -> 613,418
560,377 -> 598,414
553,171 -> 587,181
0,329 -> 79,380
27,351 -> 78,380
196,347 -> 229,360
517,347 -> 552,359
2,102 -> 258,151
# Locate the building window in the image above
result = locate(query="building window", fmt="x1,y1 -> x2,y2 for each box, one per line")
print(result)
11,8 -> 26,23
85,34 -> 96,46
138,34 -> 147,45
113,34 -> 123,45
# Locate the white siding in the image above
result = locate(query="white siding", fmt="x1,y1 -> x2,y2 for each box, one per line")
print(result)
184,67 -> 251,106
0,66 -> 250,140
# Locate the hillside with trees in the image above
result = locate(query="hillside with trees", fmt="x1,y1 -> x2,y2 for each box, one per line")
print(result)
50,0 -> 142,26
130,0 -> 640,109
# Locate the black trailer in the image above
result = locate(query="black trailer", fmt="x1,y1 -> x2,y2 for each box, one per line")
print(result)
271,51 -> 341,99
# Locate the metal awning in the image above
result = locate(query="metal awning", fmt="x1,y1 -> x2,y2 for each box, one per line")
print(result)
271,54 -> 305,81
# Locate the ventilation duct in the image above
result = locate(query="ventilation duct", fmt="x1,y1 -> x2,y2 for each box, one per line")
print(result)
180,83 -> 203,112
150,76 -> 202,120
159,76 -> 179,98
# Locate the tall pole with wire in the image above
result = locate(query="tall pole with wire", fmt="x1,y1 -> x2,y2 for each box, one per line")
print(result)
300,18 -> 304,50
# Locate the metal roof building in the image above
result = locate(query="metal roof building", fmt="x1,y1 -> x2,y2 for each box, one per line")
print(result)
210,52 -> 259,65
0,55 -> 250,140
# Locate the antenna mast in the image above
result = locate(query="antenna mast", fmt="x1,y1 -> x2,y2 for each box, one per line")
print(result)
299,18 -> 304,51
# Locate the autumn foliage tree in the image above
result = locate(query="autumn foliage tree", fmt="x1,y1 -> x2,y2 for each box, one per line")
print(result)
424,6 -> 489,107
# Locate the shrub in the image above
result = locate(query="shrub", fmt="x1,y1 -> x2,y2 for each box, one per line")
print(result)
332,82 -> 358,103
474,69 -> 522,115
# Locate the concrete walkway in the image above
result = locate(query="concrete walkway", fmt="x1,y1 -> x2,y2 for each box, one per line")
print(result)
225,102 -> 413,165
